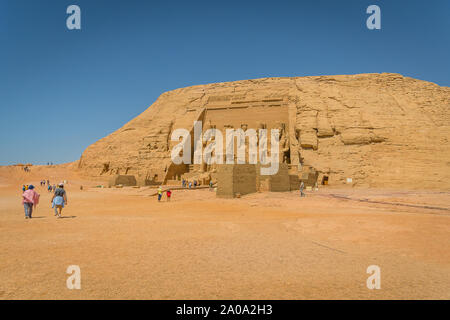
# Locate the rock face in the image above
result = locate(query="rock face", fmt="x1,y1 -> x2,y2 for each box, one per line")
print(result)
78,73 -> 450,189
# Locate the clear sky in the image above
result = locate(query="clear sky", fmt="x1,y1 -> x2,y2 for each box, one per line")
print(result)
0,0 -> 449,165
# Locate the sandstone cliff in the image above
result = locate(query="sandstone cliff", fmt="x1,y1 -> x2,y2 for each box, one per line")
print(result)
78,73 -> 450,189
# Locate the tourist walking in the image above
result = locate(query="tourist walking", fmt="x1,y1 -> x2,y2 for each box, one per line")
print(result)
299,181 -> 305,197
51,183 -> 68,218
166,189 -> 172,201
22,185 -> 40,219
157,186 -> 163,201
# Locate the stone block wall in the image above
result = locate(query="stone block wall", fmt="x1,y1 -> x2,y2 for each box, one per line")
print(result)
108,175 -> 137,187
216,164 -> 257,198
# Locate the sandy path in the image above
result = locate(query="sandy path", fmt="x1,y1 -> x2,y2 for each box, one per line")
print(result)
0,166 -> 449,299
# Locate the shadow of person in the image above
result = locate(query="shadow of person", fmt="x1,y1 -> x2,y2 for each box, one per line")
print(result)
58,216 -> 77,219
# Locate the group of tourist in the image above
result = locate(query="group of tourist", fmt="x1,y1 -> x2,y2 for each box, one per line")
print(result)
37,179 -> 58,192
21,182 -> 68,219
157,186 -> 172,202
39,179 -> 50,186
182,179 -> 201,189
23,166 -> 30,172
162,178 -> 305,200
21,172 -> 306,218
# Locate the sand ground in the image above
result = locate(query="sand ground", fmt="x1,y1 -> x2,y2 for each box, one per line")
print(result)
0,165 -> 449,299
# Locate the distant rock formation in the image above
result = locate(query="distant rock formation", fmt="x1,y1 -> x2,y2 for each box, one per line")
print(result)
78,73 -> 450,189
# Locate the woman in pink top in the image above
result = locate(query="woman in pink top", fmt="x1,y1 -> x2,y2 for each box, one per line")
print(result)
22,185 -> 40,219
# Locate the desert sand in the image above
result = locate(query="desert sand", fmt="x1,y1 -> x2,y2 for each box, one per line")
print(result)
1,164 -> 449,299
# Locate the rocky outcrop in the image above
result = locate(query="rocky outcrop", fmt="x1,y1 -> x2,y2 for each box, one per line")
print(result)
78,73 -> 450,189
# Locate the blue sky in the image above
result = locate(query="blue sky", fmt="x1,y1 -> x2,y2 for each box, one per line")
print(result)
0,0 -> 449,165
